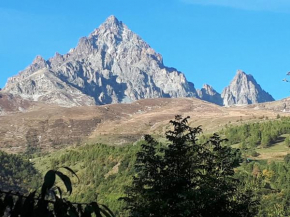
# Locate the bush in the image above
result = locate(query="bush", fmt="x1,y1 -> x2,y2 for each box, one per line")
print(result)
250,150 -> 260,157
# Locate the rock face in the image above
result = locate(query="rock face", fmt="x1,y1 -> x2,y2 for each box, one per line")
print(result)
197,84 -> 223,106
3,16 -> 197,107
221,70 -> 275,106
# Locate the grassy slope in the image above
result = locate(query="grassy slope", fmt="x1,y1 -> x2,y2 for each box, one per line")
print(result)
32,144 -> 140,216
31,117 -> 290,216
32,136 -> 290,214
256,135 -> 290,161
231,134 -> 290,161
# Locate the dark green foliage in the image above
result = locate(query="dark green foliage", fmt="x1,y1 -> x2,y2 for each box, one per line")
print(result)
25,129 -> 40,155
235,158 -> 290,216
221,117 -> 290,149
249,150 -> 260,157
261,134 -> 271,148
219,117 -> 290,215
46,143 -> 140,216
284,135 -> 290,147
123,115 -> 257,217
41,170 -> 56,198
284,154 -> 290,164
0,168 -> 115,217
0,151 -> 40,193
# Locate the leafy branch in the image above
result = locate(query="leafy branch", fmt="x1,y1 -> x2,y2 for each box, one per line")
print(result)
0,167 -> 115,217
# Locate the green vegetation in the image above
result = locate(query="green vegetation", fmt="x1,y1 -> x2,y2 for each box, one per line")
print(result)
236,156 -> 290,216
0,168 -> 115,217
220,116 -> 290,216
3,116 -> 290,216
33,143 -> 141,216
122,116 -> 256,216
221,117 -> 290,150
284,135 -> 290,147
0,151 -> 40,193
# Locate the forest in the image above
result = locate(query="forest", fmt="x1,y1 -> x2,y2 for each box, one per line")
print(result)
1,116 -> 290,216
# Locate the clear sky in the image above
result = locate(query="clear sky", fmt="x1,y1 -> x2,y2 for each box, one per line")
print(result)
1,0 -> 290,100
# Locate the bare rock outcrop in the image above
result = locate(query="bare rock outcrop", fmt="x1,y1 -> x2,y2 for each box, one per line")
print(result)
221,70 -> 274,106
197,84 -> 223,106
3,16 -> 197,107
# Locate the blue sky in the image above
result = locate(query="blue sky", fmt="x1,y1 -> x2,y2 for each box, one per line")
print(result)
1,0 -> 290,100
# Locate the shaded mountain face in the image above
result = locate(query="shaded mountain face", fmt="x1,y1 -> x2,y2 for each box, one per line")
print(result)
221,70 -> 275,106
197,84 -> 223,106
3,16 -> 197,107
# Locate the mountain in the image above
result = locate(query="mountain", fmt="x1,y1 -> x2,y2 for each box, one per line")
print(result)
221,70 -> 275,106
3,16 -> 197,107
197,84 -> 223,106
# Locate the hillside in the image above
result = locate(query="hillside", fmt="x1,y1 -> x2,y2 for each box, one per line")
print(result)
30,116 -> 290,216
0,151 -> 40,193
0,96 -> 288,153
0,91 -> 39,115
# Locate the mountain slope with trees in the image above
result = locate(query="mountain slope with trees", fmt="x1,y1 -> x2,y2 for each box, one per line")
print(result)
0,151 -> 40,193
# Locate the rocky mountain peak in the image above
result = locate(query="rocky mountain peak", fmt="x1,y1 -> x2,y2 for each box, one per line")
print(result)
104,15 -> 121,26
236,69 -> 246,76
221,70 -> 274,106
3,16 -> 197,107
234,70 -> 255,84
3,16 -> 275,108
11,55 -> 48,80
197,84 -> 223,106
202,84 -> 215,93
89,15 -> 126,38
32,55 -> 46,65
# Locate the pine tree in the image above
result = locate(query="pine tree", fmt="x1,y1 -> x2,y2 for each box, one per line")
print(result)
123,116 -> 257,217
284,136 -> 290,147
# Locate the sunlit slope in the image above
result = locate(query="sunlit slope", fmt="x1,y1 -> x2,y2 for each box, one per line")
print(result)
0,97 -> 288,153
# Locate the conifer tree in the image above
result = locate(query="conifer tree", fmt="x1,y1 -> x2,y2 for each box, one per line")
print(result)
123,115 -> 257,217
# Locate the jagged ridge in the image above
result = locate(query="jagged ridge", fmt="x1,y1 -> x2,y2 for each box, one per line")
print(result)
197,84 -> 223,106
3,16 -> 197,107
3,16 -> 275,107
221,70 -> 275,106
